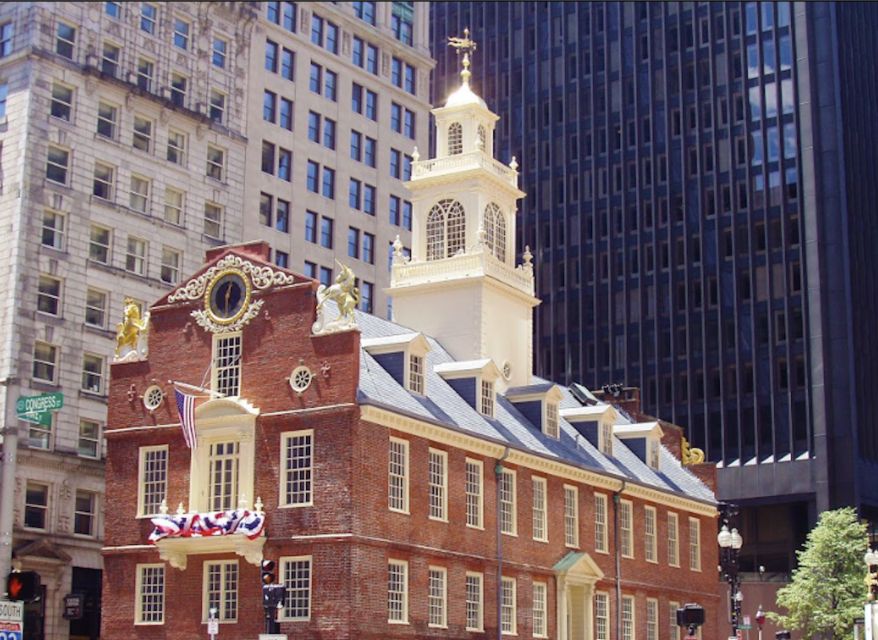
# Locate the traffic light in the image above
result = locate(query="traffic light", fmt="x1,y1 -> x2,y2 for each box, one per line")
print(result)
261,559 -> 276,586
6,571 -> 41,602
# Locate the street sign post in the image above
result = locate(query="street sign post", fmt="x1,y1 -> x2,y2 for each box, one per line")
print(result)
15,393 -> 63,426
0,599 -> 24,640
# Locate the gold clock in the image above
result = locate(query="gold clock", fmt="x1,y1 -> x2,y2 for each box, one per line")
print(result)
203,268 -> 251,325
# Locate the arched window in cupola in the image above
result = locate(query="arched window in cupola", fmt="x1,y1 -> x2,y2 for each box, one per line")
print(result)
477,124 -> 487,151
448,122 -> 463,155
484,203 -> 506,262
426,199 -> 466,260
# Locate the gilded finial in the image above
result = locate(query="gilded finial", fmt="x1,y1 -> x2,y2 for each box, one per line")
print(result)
448,28 -> 478,84
681,437 -> 705,465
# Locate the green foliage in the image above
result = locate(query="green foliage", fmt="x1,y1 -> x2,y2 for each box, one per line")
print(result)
768,507 -> 868,639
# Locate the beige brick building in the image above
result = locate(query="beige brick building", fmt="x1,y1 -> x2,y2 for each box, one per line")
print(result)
0,2 -> 432,638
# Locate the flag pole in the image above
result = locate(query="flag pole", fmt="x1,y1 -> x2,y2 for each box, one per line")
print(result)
168,380 -> 225,398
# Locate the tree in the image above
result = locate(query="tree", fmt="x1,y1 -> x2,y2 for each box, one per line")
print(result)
769,507 -> 868,638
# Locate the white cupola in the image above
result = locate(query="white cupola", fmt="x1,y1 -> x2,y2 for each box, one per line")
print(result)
388,31 -> 540,387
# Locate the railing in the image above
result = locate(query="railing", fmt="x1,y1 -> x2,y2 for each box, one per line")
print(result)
412,151 -> 518,187
392,249 -> 534,294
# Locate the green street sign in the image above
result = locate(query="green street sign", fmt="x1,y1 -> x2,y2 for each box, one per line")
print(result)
16,392 -> 64,426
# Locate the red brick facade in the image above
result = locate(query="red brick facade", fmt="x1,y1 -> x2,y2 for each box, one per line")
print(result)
102,245 -> 721,639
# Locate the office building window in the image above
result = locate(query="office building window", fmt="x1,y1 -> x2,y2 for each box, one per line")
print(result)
78,419 -> 100,458
164,188 -> 184,225
172,18 -> 189,49
622,596 -> 635,640
56,22 -> 76,59
212,37 -> 227,68
101,41 -> 120,76
167,130 -> 186,165
133,115 -> 153,152
97,101 -> 118,138
33,341 -> 58,383
354,1 -> 376,25
204,203 -> 223,239
136,57 -> 154,91
81,353 -> 105,394
74,490 -> 97,536
24,483 -> 49,529
129,175 -> 150,213
50,82 -> 73,121
46,145 -> 69,185
140,3 -> 157,34
125,236 -> 147,275
36,275 -> 61,318
160,246 -> 181,284
85,288 -> 107,328
206,145 -> 225,181
209,90 -> 225,123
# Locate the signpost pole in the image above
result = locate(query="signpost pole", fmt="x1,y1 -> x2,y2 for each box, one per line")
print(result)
0,424 -> 19,595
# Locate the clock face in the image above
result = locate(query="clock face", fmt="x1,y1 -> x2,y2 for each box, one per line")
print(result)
205,270 -> 250,324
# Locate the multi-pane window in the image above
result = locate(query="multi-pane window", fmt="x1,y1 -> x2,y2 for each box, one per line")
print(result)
209,90 -> 225,123
139,446 -> 168,516
37,275 -> 61,316
24,483 -> 48,529
362,232 -> 374,264
600,422 -> 613,456
204,202 -> 223,239
97,101 -> 117,138
594,592 -> 609,640
0,22 -> 11,58
347,227 -> 360,259
392,1 -> 413,45
304,211 -> 317,243
645,506 -> 658,562
46,145 -> 69,184
428,448 -> 447,521
564,485 -> 579,547
78,419 -> 100,458
323,167 -> 335,198
278,148 -> 292,181
101,42 -> 120,76
689,517 -> 701,570
281,430 -> 312,506
208,441 -> 239,511
364,137 -> 376,167
136,57 -> 154,91
479,380 -> 494,417
267,1 -> 296,31
51,82 -> 73,120
387,560 -> 408,623
448,122 -> 463,155
533,582 -> 547,637
41,210 -> 65,250
90,160 -> 116,201
276,199 -> 289,232
359,281 -> 373,313
133,115 -> 152,152
620,500 -> 633,557
56,22 -> 76,59
465,572 -> 483,631
140,3 -> 157,34
498,468 -> 516,535
319,217 -> 333,249
0,82 -> 7,118
33,341 -> 58,383
163,188 -> 184,225
172,18 -> 189,49
167,130 -> 186,165
622,595 -> 635,640
81,353 -> 105,394
388,438 -> 408,512
408,353 -> 423,393
647,598 -> 659,640
85,287 -> 108,329
669,602 -> 682,640
74,490 -> 96,536
354,1 -> 376,25
136,564 -> 164,624
204,561 -> 238,622
427,567 -> 446,628
213,333 -> 241,396
88,225 -> 110,264
281,557 -> 311,620
668,512 -> 680,566
212,37 -> 227,68
465,458 -> 482,528
500,576 -> 516,635
160,247 -> 181,284
594,493 -> 608,551
206,145 -> 225,181
532,477 -> 547,541
129,176 -> 150,214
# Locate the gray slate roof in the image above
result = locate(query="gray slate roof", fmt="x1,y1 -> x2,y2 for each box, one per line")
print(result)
351,308 -> 715,505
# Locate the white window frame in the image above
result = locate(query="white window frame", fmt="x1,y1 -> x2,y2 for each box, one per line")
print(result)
172,16 -> 190,50
81,352 -> 105,394
645,505 -> 658,563
594,493 -> 608,553
594,591 -> 609,640
206,144 -> 225,181
599,421 -> 613,456
24,482 -> 49,530
500,576 -> 516,635
204,202 -> 223,239
647,597 -> 659,640
136,57 -> 154,91
689,517 -> 702,571
427,566 -> 447,628
73,490 -> 97,537
669,601 -> 681,640
668,512 -> 680,567
135,563 -> 165,625
160,246 -> 181,284
88,225 -> 111,264
465,571 -> 483,632
33,341 -> 58,383
97,100 -> 118,138
279,430 -> 313,507
479,379 -> 495,417
279,556 -> 312,621
407,353 -> 424,394
211,332 -> 242,397
42,210 -> 65,250
545,401 -> 559,439
532,476 -> 548,542
93,161 -> 115,200
50,81 -> 74,120
125,235 -> 147,275
533,581 -> 548,638
37,274 -> 62,316
78,419 -> 101,459
428,448 -> 448,521
46,144 -> 69,185
621,595 -> 635,640
388,437 -> 409,513
129,175 -> 151,213
206,440 -> 240,512
167,129 -> 187,166
209,89 -> 226,123
202,560 -> 238,623
620,499 -> 634,558
133,114 -> 153,152
465,458 -> 483,529
387,559 -> 408,624
498,467 -> 517,536
164,188 -> 184,225
564,484 -> 579,548
137,445 -> 168,517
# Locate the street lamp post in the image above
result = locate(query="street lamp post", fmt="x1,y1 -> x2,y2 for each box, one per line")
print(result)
755,605 -> 766,640
718,524 -> 744,639
863,548 -> 878,639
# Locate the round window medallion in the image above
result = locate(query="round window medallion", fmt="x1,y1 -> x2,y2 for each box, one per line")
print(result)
502,361 -> 513,380
143,385 -> 165,411
289,366 -> 313,394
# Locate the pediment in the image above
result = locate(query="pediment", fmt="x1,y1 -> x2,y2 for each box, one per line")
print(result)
195,396 -> 259,420
553,551 -> 604,584
13,538 -> 73,564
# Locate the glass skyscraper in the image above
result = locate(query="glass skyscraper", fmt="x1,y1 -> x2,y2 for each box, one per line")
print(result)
431,2 -> 878,572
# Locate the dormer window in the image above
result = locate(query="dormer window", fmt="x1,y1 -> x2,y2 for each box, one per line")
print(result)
448,122 -> 462,155
484,203 -> 506,262
479,379 -> 494,417
560,404 -> 618,453
648,439 -> 660,470
212,333 -> 241,397
599,422 -> 613,456
408,353 -> 424,394
613,422 -> 663,470
426,199 -> 466,260
545,402 -> 559,439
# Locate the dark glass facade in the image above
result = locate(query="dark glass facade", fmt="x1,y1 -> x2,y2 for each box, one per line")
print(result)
431,2 -> 878,571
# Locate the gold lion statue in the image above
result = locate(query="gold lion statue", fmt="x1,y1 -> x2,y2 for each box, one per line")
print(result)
115,297 -> 149,360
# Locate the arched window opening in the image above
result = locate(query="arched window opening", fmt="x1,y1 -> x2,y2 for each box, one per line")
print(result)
448,122 -> 463,155
477,125 -> 487,151
484,203 -> 506,262
426,199 -> 466,260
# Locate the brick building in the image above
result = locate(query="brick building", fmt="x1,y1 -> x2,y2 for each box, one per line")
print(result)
102,57 -> 721,640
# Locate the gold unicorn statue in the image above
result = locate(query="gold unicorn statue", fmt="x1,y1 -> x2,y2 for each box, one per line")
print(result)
114,297 -> 150,361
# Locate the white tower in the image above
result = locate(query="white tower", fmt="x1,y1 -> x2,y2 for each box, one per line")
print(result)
388,33 -> 539,387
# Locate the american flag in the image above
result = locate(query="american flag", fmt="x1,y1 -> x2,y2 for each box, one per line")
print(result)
174,388 -> 197,449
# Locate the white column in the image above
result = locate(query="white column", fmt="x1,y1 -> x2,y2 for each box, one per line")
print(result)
556,576 -> 568,640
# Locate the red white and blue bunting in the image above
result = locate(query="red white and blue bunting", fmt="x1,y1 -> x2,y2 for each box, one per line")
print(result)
148,508 -> 265,543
